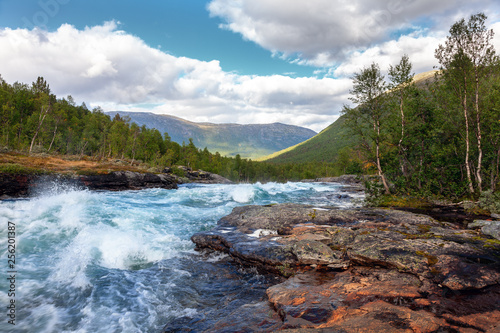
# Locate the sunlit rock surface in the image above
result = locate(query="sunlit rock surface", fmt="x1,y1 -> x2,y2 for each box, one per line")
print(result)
189,203 -> 500,332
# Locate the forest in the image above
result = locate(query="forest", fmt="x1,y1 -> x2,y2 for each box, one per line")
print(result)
0,73 -> 340,183
341,13 -> 500,201
0,13 -> 499,202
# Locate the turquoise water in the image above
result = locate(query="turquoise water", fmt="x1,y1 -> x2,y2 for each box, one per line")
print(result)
0,182 -> 362,332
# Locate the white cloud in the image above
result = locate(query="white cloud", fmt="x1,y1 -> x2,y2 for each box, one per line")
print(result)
2,4 -> 500,135
208,0 -> 500,67
0,22 -> 348,132
333,33 -> 444,78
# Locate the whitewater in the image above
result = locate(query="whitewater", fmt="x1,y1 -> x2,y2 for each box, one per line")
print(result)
0,181 -> 363,332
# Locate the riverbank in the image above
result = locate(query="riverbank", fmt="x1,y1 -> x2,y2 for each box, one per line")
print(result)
186,203 -> 500,332
0,152 -> 232,198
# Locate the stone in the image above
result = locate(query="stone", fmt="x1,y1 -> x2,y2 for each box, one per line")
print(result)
469,219 -> 500,241
191,203 -> 500,332
0,171 -> 178,198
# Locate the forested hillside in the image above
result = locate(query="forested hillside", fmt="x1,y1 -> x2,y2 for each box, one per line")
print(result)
0,76 -> 339,182
266,14 -> 500,199
2,13 -> 499,200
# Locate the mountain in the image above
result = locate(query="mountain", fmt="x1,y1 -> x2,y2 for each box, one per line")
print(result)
260,70 -> 439,164
259,114 -> 353,163
105,111 -> 317,159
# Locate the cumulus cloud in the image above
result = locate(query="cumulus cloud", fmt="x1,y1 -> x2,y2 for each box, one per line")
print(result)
0,22 -> 348,132
208,0 -> 500,67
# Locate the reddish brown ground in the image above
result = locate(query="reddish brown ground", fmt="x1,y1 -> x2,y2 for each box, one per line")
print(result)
0,152 -> 148,174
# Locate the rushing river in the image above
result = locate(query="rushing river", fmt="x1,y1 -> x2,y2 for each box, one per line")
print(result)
0,181 -> 363,332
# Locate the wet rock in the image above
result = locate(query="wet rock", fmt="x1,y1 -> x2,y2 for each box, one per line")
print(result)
193,204 -> 499,289
0,171 -> 178,198
78,171 -> 178,190
0,173 -> 34,197
191,203 -> 500,332
168,167 -> 234,184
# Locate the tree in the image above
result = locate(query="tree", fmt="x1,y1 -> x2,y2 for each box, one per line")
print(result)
435,12 -> 496,193
29,77 -> 53,154
388,54 -> 414,177
343,63 -> 391,194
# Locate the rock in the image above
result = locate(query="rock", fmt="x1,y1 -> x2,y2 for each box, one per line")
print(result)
469,219 -> 493,228
194,204 -> 500,290
0,171 -> 178,198
483,221 -> 500,240
469,219 -> 500,240
185,169 -> 234,184
191,203 -> 500,331
78,171 -> 177,191
0,173 -> 34,197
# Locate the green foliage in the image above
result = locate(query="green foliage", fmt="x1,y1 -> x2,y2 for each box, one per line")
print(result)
0,163 -> 45,174
263,13 -> 500,200
2,13 -> 500,193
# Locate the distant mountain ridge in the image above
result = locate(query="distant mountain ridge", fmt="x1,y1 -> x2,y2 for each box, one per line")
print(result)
105,111 -> 317,159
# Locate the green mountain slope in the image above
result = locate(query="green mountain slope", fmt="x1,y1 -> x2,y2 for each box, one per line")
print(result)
106,111 -> 316,159
261,70 -> 439,164
260,114 -> 355,163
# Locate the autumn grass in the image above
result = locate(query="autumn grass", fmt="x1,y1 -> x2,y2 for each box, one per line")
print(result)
0,152 -> 151,175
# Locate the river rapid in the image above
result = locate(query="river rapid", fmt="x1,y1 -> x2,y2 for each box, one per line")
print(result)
0,181 -> 363,332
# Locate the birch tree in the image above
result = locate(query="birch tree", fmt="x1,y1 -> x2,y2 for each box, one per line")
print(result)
435,12 -> 496,193
388,54 -> 414,177
343,63 -> 391,194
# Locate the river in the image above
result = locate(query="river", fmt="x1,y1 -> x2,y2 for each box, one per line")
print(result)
0,181 -> 363,332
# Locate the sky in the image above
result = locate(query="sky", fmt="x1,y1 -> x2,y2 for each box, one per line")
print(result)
1,0 -> 500,132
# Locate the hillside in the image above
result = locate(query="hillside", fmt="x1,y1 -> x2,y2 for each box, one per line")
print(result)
260,115 -> 354,163
260,70 -> 439,164
106,111 -> 316,159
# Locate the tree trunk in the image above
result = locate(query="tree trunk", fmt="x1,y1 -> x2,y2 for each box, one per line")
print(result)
398,91 -> 407,177
463,76 -> 474,194
29,105 -> 50,154
493,145 -> 500,191
474,72 -> 483,192
375,119 -> 390,194
47,123 -> 58,152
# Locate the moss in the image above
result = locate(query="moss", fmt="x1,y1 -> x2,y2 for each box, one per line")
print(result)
276,263 -> 294,277
484,239 -> 500,249
76,169 -> 105,176
430,267 -> 441,275
415,250 -> 438,266
308,209 -> 317,220
375,195 -> 432,209
0,163 -> 46,175
417,224 -> 432,233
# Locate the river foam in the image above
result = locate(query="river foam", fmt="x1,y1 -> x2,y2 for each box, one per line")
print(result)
0,181 -> 363,332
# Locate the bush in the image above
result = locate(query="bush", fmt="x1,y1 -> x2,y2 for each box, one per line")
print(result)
0,163 -> 43,174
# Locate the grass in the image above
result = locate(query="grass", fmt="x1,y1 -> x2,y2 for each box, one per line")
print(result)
259,115 -> 357,163
0,163 -> 46,175
0,152 -> 151,175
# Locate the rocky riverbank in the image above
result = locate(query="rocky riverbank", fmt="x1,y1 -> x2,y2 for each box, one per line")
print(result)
0,168 -> 233,198
186,203 -> 500,332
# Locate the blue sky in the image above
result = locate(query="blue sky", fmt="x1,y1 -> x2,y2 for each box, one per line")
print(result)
1,0 -> 500,132
0,0 -> 313,76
